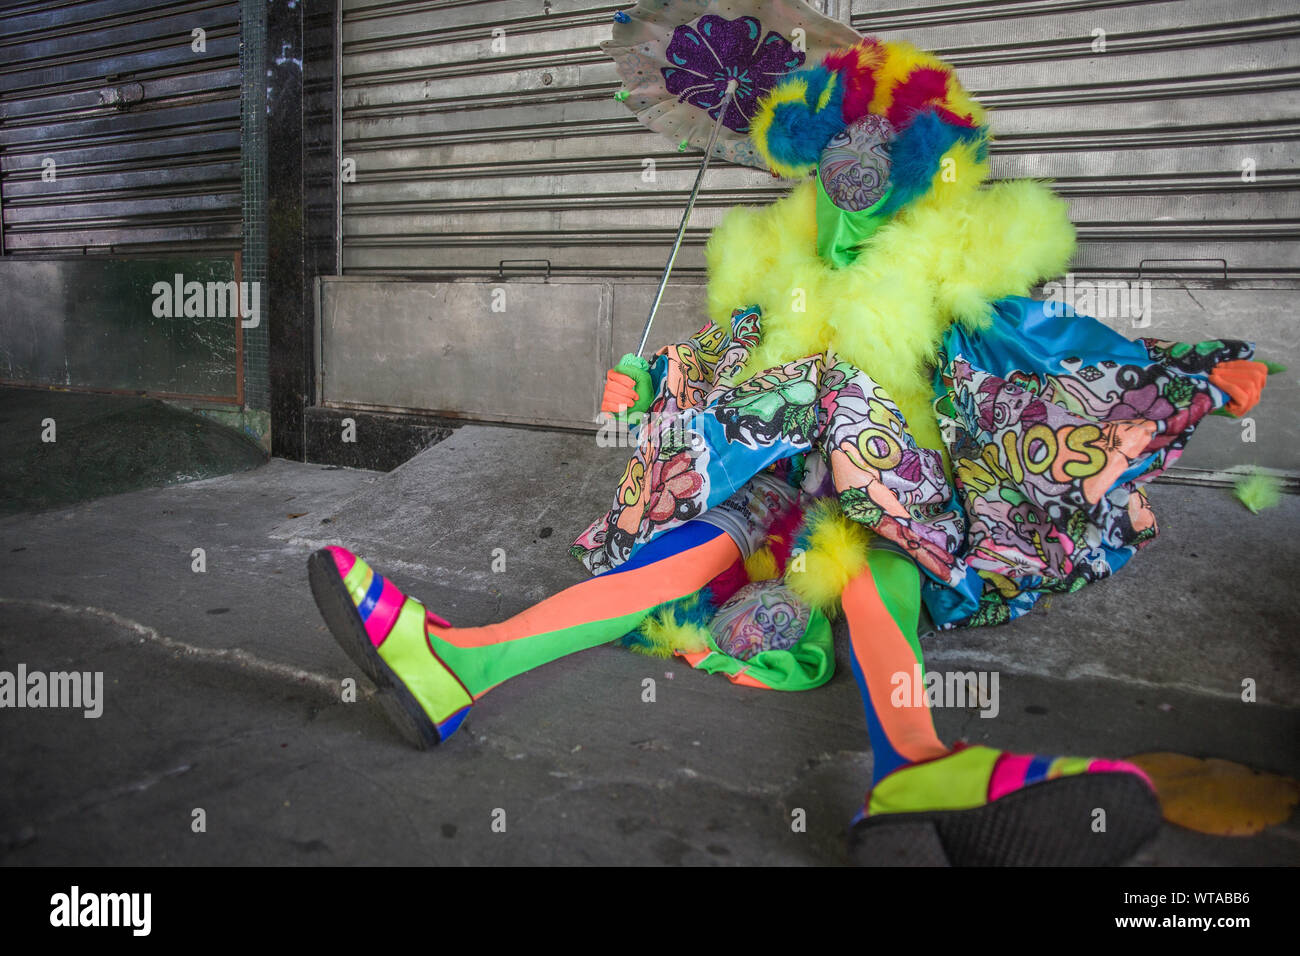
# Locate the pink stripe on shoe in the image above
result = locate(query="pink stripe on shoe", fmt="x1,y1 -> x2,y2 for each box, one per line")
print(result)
364,578 -> 406,647
326,545 -> 356,577
988,752 -> 1035,802
1087,758 -> 1156,792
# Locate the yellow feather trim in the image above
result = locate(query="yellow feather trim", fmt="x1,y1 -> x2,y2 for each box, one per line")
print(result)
750,77 -> 819,180
704,175 -> 1075,454
744,546 -> 780,582
867,41 -> 948,118
631,610 -> 712,659
786,500 -> 873,617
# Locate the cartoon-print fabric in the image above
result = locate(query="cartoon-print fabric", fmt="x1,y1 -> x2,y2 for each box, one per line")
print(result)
572,307 -> 815,575
571,297 -> 1253,630
928,298 -> 1254,627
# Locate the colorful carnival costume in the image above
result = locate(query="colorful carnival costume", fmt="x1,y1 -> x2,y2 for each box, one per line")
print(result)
308,30 -> 1271,865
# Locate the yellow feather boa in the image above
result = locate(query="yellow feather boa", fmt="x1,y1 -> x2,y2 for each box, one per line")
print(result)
704,173 -> 1076,450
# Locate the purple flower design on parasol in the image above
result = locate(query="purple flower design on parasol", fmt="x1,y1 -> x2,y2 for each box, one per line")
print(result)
661,15 -> 805,134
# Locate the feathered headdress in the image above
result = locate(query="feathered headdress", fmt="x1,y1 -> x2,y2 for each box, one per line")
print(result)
750,38 -> 990,216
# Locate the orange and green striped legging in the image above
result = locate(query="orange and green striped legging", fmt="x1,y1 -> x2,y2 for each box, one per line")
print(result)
425,521 -> 946,787
424,521 -> 740,698
844,546 -> 950,784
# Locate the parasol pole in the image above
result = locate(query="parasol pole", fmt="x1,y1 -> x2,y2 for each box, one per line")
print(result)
633,78 -> 739,359
611,78 -> 737,421
631,77 -> 738,358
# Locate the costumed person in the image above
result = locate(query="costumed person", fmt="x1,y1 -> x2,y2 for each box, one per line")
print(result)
307,26 -> 1273,865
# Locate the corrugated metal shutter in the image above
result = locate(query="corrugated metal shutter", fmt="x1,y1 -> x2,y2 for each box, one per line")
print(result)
341,0 -> 779,277
859,0 -> 1300,282
338,0 -> 1299,282
325,0 -> 1298,480
0,0 -> 242,256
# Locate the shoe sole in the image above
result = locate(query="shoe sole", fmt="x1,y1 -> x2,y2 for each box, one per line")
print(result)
849,770 -> 1161,866
307,549 -> 443,750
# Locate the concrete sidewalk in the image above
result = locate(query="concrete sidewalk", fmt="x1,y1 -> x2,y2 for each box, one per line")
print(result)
1,425 -> 1297,865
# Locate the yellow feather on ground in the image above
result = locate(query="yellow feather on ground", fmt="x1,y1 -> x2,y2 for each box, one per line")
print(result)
1127,752 -> 1300,836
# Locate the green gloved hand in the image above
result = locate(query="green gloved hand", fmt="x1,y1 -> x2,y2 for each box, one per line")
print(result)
602,353 -> 654,424
616,354 -> 654,411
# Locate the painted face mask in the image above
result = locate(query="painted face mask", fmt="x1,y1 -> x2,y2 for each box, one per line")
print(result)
710,579 -> 812,661
816,114 -> 896,267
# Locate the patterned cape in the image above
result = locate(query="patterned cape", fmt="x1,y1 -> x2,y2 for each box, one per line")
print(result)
571,296 -> 1254,629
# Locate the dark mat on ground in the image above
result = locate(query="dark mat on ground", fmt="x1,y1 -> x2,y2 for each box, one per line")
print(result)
0,387 -> 265,516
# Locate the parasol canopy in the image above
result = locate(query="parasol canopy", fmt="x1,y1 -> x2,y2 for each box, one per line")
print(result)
603,0 -> 862,167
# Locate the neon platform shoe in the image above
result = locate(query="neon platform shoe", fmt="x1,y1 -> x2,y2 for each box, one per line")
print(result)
849,744 -> 1162,866
308,546 -> 472,748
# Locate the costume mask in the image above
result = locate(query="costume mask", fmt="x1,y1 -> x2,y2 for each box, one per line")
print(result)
815,114 -> 896,267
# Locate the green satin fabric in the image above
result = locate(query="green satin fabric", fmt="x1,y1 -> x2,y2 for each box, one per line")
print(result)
815,173 -> 894,268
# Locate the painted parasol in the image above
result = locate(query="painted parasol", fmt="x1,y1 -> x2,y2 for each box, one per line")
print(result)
602,0 -> 862,167
601,1 -> 861,366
